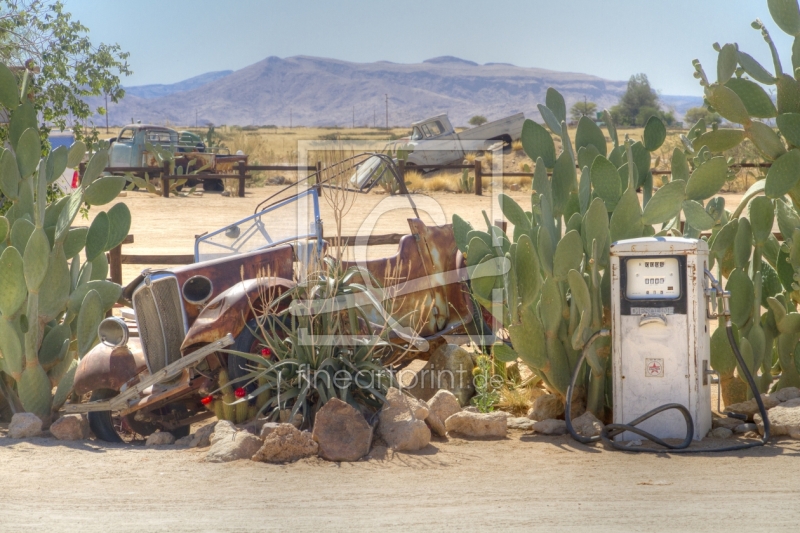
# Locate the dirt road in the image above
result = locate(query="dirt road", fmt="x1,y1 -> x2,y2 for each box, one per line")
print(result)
1,428 -> 798,533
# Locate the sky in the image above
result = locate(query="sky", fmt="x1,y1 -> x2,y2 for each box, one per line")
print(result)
64,0 -> 794,97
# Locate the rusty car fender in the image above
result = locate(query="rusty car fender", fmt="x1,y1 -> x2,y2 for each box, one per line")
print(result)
73,337 -> 147,396
180,276 -> 295,353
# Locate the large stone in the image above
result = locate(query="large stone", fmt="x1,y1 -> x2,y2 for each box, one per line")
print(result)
527,394 -> 564,421
733,423 -> 757,434
400,344 -> 475,405
210,420 -> 237,445
252,424 -> 318,463
49,414 -> 89,441
175,423 -> 216,448
710,427 -> 733,439
532,419 -> 567,435
425,390 -> 462,437
712,416 -> 744,430
754,404 -> 800,438
570,411 -> 604,438
445,411 -> 507,438
507,417 -> 537,431
312,399 -> 372,462
207,430 -> 263,462
146,431 -> 175,446
8,413 -> 43,439
725,394 -> 780,419
259,422 -> 281,439
773,387 -> 800,403
378,387 -> 431,451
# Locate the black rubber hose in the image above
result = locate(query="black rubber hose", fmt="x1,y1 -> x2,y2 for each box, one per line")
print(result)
565,324 -> 770,453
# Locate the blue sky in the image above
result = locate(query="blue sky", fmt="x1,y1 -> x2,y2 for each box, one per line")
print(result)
64,0 -> 793,96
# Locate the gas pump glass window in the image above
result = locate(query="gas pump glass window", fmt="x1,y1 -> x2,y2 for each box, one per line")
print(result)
625,257 -> 681,300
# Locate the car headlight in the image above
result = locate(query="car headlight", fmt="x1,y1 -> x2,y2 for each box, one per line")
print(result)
98,317 -> 129,348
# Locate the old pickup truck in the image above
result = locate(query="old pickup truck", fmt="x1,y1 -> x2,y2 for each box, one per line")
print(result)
108,124 -> 247,191
67,159 -> 486,441
404,112 -> 524,167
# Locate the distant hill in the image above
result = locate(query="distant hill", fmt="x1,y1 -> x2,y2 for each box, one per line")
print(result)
123,70 -> 234,99
93,56 -> 702,128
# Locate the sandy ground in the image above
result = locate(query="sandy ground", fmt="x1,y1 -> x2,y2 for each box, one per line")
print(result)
4,186 -> 789,533
1,427 -> 798,533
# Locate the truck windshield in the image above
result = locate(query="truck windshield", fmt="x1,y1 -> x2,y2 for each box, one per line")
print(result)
118,128 -> 134,142
411,127 -> 423,141
421,121 -> 444,138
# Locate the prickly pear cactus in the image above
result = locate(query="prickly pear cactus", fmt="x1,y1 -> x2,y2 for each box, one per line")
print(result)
456,87 -> 732,420
689,2 -> 800,401
0,64 -> 129,422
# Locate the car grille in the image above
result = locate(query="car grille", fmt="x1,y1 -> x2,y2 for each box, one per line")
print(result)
132,275 -> 186,373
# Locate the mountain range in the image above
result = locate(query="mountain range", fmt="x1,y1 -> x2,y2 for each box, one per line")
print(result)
91,55 -> 702,128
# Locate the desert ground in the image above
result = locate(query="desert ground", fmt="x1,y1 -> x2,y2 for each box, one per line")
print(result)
0,164 -> 789,533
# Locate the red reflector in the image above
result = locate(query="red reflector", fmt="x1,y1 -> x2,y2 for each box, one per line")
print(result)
71,170 -> 79,188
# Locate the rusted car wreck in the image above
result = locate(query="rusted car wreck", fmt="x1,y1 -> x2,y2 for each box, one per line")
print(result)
67,158 -> 483,441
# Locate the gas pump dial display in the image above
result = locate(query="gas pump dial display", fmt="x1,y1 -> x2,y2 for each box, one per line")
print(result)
625,257 -> 681,300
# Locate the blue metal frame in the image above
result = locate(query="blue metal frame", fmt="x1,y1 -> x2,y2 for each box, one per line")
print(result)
194,188 -> 322,262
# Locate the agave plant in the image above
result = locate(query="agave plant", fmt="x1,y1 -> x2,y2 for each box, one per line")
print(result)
207,259 -> 399,428
0,63 -> 130,422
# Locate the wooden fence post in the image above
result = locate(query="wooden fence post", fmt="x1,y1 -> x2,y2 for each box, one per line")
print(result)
161,161 -> 171,198
474,159 -> 482,196
238,160 -> 247,197
314,161 -> 323,196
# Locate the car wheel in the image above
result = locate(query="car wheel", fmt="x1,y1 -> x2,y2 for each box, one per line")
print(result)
88,389 -> 190,443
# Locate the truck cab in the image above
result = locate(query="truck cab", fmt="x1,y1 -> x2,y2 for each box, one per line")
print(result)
109,125 -> 182,168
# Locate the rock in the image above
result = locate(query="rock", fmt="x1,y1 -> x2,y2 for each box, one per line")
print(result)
312,399 -> 372,462
252,424 -> 318,463
463,406 -> 479,413
8,413 -> 43,439
743,431 -> 759,438
425,390 -> 462,437
175,423 -> 216,448
724,394 -> 780,419
259,423 -> 281,439
445,411 -> 507,438
49,414 -> 89,441
626,439 -> 643,447
712,416 -> 744,430
773,387 -> 800,403
207,429 -> 263,462
145,431 -> 175,446
210,420 -> 237,445
508,182 -> 521,191
279,409 -> 303,428
528,394 -> 564,421
400,344 -> 475,406
532,419 -> 567,435
733,423 -> 757,434
221,190 -> 231,197
710,427 -> 733,439
506,417 -> 537,431
781,397 -> 800,408
754,403 -> 800,438
378,387 -> 431,451
570,411 -> 604,438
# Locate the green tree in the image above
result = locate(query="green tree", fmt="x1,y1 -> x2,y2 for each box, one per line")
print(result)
569,100 -> 597,121
0,0 -> 131,144
684,106 -> 722,127
610,73 -> 669,126
469,115 -> 487,126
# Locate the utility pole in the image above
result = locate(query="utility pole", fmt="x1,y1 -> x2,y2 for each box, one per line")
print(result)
195,109 -> 198,128
105,92 -> 109,133
385,94 -> 388,130
352,106 -> 355,129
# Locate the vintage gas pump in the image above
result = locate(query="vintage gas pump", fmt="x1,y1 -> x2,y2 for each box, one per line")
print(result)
609,237 -> 711,441
565,236 -> 771,452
